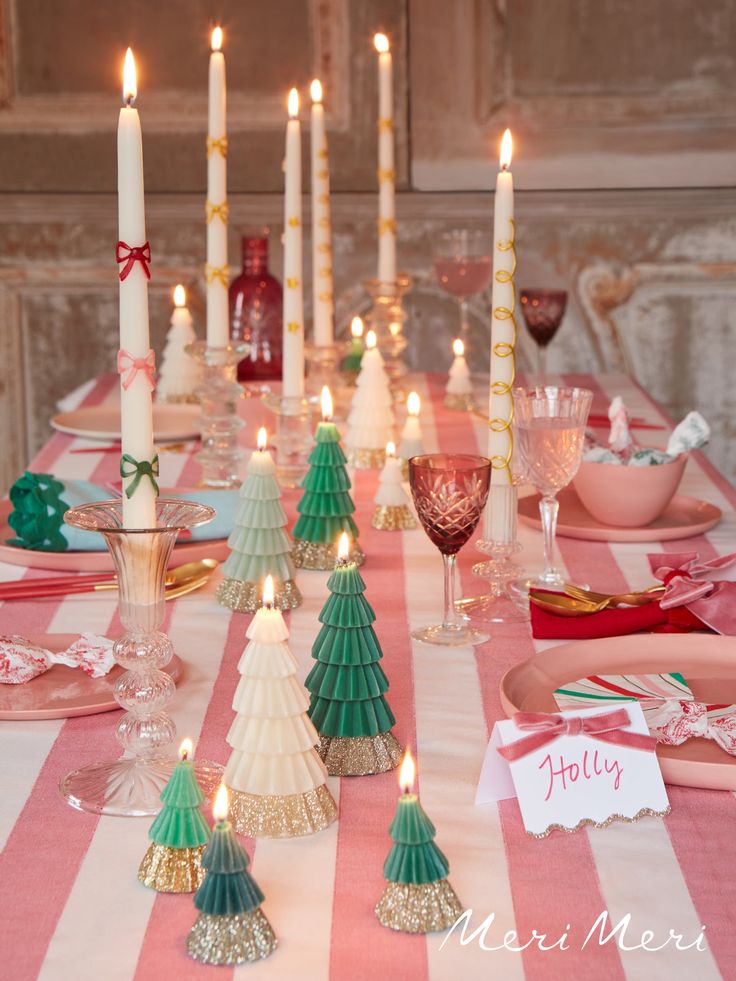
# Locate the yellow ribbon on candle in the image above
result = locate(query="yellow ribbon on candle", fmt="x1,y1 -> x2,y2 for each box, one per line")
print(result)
377,168 -> 396,182
378,117 -> 394,133
286,277 -> 299,288
288,217 -> 300,227
378,218 -> 397,235
205,200 -> 229,224
318,148 -> 329,160
489,217 -> 517,479
319,217 -> 330,229
317,169 -> 328,180
206,136 -> 228,158
319,291 -> 333,302
286,321 -> 301,333
318,267 -> 332,277
205,263 -> 231,286
318,194 -> 329,204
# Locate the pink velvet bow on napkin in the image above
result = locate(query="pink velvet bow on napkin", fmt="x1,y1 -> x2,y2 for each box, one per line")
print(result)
641,697 -> 736,755
497,708 -> 657,762
648,551 -> 736,635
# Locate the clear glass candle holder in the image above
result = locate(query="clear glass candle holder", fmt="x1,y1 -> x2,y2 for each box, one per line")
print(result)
59,499 -> 223,817
263,393 -> 316,488
362,274 -> 412,391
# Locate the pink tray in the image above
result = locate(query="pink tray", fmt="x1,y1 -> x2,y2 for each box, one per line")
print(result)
0,499 -> 229,572
0,634 -> 183,721
518,487 -> 721,542
500,634 -> 736,790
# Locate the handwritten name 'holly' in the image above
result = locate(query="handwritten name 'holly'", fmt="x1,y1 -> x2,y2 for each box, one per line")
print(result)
539,750 -> 623,801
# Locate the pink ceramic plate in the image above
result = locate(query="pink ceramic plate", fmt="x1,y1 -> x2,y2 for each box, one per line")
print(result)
51,403 -> 200,441
0,499 -> 229,572
518,487 -> 721,542
0,634 -> 183,721
500,634 -> 736,790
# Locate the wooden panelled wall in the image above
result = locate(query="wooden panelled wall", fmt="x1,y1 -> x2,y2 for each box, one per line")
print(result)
0,0 -> 734,492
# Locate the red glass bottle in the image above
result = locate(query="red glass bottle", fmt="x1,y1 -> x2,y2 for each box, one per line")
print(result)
229,231 -> 283,382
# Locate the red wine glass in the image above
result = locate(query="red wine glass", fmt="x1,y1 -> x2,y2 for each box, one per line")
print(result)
519,288 -> 567,380
408,454 -> 491,646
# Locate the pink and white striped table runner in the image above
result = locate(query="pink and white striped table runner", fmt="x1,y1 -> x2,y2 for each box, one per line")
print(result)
1,373 -> 735,981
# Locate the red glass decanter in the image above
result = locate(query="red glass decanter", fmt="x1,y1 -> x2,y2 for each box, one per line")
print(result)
229,231 -> 283,382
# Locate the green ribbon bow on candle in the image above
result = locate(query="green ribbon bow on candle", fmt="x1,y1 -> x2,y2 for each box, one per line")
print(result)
120,453 -> 160,499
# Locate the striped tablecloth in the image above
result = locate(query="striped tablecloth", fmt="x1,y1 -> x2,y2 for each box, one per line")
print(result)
1,372 -> 735,981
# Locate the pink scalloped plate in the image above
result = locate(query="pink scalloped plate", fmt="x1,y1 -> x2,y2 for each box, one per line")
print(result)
500,634 -> 736,790
0,634 -> 183,721
518,487 -> 721,542
0,499 -> 229,572
51,403 -> 200,441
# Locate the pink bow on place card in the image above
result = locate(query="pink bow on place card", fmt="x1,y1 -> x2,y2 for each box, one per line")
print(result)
641,696 -> 736,755
496,708 -> 657,762
117,348 -> 156,391
648,551 -> 736,635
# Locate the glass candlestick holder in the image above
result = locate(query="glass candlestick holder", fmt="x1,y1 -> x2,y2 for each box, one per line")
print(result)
263,392 -> 315,488
362,274 -> 412,391
59,499 -> 223,817
304,340 -> 340,395
455,483 -> 530,625
188,341 -> 246,488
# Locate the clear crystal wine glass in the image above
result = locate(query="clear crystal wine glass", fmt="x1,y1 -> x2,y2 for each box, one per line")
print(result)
513,387 -> 592,591
434,230 -> 492,352
409,454 -> 491,646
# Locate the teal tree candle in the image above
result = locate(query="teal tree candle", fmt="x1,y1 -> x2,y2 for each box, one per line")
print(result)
375,750 -> 463,934
187,784 -> 277,965
342,315 -> 365,372
306,531 -> 403,775
138,738 -> 211,893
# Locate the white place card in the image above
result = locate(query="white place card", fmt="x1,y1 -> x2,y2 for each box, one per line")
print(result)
476,703 -> 670,837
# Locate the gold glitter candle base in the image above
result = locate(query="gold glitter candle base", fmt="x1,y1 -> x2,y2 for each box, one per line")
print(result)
375,878 -> 464,934
187,908 -> 277,965
292,538 -> 365,570
347,447 -> 387,470
371,504 -> 416,531
216,576 -> 302,613
443,392 -> 475,412
137,842 -> 206,893
318,732 -> 404,776
227,783 -> 338,838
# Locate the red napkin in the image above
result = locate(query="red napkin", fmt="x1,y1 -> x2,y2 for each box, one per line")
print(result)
530,592 -> 706,640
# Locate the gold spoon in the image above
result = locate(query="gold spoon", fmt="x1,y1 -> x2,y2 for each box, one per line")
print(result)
563,583 -> 663,609
529,591 -> 606,617
90,558 -> 219,596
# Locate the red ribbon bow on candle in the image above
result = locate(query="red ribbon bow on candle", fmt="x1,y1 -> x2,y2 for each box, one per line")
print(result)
115,240 -> 152,281
497,708 -> 656,762
117,348 -> 156,391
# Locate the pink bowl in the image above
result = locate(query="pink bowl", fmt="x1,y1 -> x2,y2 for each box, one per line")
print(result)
573,454 -> 687,527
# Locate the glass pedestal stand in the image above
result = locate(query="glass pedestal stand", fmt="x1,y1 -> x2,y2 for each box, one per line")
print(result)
363,274 -> 412,397
188,341 -> 246,488
456,484 -> 530,625
59,500 -> 223,816
264,393 -> 314,488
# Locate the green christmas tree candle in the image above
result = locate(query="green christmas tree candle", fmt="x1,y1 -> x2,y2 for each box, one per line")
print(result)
306,532 -> 402,775
138,738 -> 211,893
375,750 -> 463,934
187,785 -> 278,965
341,315 -> 365,373
292,386 -> 364,569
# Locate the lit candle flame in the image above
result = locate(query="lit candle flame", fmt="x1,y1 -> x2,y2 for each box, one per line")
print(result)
399,748 -> 415,793
366,329 -> 377,350
337,532 -> 350,562
386,440 -> 396,457
288,88 -> 300,119
179,737 -> 193,760
173,284 -> 186,308
407,391 -> 421,417
310,78 -> 323,104
257,426 -> 268,451
213,783 -> 229,822
500,128 -> 513,170
321,385 -> 333,421
452,338 -> 464,357
263,574 -> 274,607
211,26 -> 223,52
350,316 -> 364,339
123,48 -> 137,105
374,32 -> 390,54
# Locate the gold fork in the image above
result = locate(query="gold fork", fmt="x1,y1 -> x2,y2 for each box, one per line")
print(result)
563,583 -> 664,609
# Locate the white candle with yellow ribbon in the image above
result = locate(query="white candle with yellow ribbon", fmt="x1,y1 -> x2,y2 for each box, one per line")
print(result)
283,87 -> 305,398
487,129 -> 516,540
205,26 -> 229,348
117,48 -> 156,529
374,33 -> 396,286
310,79 -> 334,347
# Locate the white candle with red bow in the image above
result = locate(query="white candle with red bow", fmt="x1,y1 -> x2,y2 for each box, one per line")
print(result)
117,48 -> 156,528
206,27 -> 229,348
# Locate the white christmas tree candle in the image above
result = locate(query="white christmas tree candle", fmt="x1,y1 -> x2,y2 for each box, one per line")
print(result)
374,33 -> 396,286
310,79 -> 334,347
398,391 -> 425,461
206,27 -> 229,348
345,330 -> 394,466
283,88 -> 305,398
156,284 -> 200,403
117,48 -> 156,528
446,339 -> 473,397
375,442 -> 409,507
